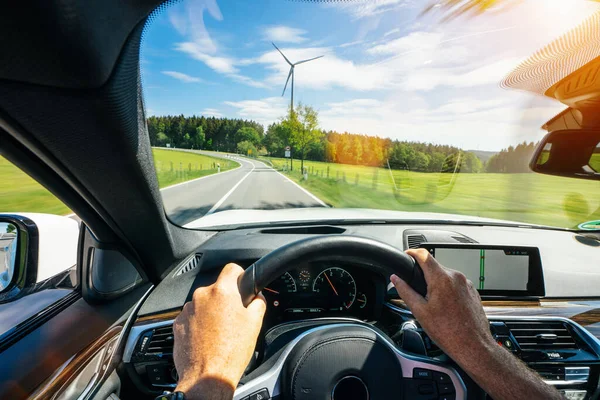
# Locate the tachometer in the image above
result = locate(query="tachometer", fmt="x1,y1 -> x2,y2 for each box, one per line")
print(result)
264,272 -> 297,295
312,267 -> 357,310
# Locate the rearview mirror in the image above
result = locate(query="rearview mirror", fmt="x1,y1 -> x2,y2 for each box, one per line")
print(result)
530,129 -> 600,180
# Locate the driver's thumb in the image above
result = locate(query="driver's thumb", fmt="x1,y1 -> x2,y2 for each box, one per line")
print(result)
391,274 -> 426,313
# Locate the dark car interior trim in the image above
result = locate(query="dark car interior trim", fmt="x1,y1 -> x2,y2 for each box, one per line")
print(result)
29,326 -> 123,400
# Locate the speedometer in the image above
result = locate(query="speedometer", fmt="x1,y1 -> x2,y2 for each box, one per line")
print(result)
264,272 -> 297,295
312,267 -> 357,310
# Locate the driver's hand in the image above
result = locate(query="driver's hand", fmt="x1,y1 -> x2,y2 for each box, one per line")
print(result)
173,263 -> 266,399
390,249 -> 495,365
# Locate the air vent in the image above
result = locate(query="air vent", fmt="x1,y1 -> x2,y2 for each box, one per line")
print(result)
175,254 -> 201,277
451,235 -> 476,243
145,325 -> 174,355
530,365 -> 565,381
259,226 -> 346,235
505,321 -> 578,349
406,234 -> 426,249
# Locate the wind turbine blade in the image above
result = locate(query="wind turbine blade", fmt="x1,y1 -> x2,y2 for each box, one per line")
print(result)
272,42 -> 293,66
294,55 -> 324,65
282,68 -> 293,96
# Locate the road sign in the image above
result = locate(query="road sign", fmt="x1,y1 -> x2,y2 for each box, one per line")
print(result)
285,149 -> 291,158
285,146 -> 291,151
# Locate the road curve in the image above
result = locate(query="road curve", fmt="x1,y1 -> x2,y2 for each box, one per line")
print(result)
160,152 -> 326,226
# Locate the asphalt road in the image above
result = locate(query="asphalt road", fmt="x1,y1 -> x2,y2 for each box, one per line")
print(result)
161,154 -> 326,226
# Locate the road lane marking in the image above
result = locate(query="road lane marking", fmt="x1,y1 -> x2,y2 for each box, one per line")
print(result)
205,162 -> 256,215
252,159 -> 328,207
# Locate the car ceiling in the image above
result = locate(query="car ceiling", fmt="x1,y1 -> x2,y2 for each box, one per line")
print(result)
0,0 -> 212,282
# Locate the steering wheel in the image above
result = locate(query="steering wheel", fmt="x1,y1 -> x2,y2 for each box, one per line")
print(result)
234,235 -> 467,400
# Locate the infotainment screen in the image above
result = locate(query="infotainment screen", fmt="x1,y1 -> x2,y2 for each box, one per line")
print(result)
420,244 -> 545,297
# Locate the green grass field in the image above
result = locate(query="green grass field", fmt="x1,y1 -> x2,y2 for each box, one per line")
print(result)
0,149 -> 239,215
267,157 -> 600,229
152,149 -> 239,187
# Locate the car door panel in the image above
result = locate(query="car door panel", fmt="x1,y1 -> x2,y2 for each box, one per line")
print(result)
0,284 -> 150,399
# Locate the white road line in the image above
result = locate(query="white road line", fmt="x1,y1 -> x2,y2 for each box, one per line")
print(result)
205,162 -> 256,215
252,159 -> 328,207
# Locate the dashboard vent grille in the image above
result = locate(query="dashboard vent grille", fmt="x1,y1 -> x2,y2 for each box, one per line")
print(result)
451,235 -> 476,243
146,325 -> 174,355
406,234 -> 426,249
175,254 -> 201,277
505,321 -> 578,349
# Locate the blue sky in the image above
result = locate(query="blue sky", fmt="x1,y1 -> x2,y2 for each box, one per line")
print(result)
141,0 -> 599,151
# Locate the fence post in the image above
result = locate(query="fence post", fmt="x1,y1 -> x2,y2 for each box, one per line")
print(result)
336,171 -> 340,180
170,161 -> 173,172
327,166 -> 330,179
355,173 -> 359,185
343,172 -> 346,182
372,168 -> 378,189
200,164 -> 203,170
189,163 -> 191,172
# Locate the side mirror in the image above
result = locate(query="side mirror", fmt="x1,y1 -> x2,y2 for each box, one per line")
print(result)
531,129 -> 600,180
0,215 -> 38,302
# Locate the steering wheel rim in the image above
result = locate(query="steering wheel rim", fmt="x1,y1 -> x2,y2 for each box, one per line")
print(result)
238,235 -> 427,307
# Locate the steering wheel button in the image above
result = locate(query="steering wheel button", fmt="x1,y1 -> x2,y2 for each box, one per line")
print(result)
432,371 -> 451,384
439,395 -> 456,400
438,383 -> 454,394
248,389 -> 269,400
413,368 -> 433,379
418,383 -> 436,395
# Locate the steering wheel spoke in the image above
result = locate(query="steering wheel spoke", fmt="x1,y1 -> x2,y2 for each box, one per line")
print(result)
233,322 -> 466,400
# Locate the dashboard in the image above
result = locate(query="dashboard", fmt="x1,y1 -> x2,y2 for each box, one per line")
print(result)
123,223 -> 600,399
261,261 -> 384,323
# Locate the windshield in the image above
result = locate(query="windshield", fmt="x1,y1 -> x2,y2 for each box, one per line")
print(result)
141,0 -> 600,230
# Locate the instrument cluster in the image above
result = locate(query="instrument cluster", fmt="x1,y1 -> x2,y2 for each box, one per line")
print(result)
262,261 -> 384,322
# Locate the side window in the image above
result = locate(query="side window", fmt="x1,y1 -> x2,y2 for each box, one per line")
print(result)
0,155 -> 78,339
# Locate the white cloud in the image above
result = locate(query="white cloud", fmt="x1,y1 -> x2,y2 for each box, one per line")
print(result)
161,70 -> 204,83
167,0 -> 222,54
175,42 -> 238,74
384,28 -> 401,37
318,95 -> 558,150
368,31 -> 444,55
224,97 -> 288,125
262,26 -> 308,43
200,108 -> 223,117
332,0 -> 415,19
338,40 -> 365,48
247,47 -> 390,92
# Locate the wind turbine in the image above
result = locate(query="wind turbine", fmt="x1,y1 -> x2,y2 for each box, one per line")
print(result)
272,42 -> 323,113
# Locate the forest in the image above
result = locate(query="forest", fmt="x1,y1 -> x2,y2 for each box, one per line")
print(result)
146,113 -> 537,174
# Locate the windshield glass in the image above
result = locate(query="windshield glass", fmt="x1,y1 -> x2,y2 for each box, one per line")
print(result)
141,0 -> 600,230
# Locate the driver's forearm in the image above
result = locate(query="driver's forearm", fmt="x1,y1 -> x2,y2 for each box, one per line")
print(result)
454,340 -> 564,400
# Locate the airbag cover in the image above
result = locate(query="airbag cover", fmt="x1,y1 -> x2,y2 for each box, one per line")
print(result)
282,325 -> 403,400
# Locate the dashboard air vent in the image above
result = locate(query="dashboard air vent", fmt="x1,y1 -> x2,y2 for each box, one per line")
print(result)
406,234 -> 426,249
451,235 -> 476,243
259,226 -> 346,235
505,321 -> 578,349
146,325 -> 174,355
175,254 -> 201,277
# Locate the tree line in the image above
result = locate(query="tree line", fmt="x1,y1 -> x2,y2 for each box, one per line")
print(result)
147,115 -> 263,152
146,111 -> 537,174
485,142 -> 537,173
